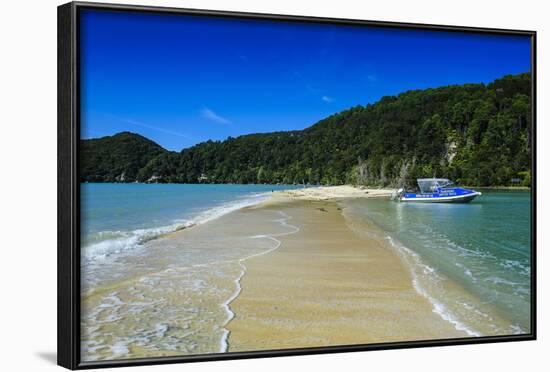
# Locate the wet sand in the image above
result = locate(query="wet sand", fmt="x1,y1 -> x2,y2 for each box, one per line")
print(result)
226,198 -> 467,351
81,189 -> 470,361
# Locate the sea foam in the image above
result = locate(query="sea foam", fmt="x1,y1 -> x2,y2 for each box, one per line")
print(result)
384,235 -> 482,337
219,211 -> 300,352
82,192 -> 273,262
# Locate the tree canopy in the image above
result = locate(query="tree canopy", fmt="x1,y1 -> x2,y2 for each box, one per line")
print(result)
81,73 -> 532,187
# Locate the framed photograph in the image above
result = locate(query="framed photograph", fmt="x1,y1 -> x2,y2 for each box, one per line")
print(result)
58,1 -> 536,369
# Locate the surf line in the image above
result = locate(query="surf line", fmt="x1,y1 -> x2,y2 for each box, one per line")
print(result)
384,235 -> 482,337
219,210 -> 300,353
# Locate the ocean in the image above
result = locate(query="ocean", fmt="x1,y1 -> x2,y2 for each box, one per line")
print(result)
344,190 -> 531,336
80,183 -> 303,361
80,183 -> 304,265
80,184 -> 531,361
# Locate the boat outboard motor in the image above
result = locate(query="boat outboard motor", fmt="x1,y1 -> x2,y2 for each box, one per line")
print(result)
392,188 -> 404,201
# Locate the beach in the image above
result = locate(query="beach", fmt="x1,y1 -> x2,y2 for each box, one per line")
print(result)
225,193 -> 468,352
273,185 -> 394,201
80,184 -> 530,361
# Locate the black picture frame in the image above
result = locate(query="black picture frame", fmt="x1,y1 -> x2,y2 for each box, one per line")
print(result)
58,1 -> 537,369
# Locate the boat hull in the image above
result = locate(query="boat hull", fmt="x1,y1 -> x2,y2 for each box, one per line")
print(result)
400,192 -> 481,203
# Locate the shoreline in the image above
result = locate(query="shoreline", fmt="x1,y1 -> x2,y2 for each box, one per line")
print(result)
272,185 -> 394,201
88,185 -> 394,259
219,210 -> 301,352
81,181 -> 530,190
463,185 -> 530,190
81,184 -> 524,360
225,196 -> 468,352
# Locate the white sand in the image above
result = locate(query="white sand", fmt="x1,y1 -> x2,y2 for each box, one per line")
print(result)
274,185 -> 394,201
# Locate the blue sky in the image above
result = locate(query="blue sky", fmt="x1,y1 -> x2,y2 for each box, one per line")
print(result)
80,9 -> 531,151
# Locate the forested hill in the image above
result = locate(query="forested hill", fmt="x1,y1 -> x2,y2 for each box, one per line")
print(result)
80,132 -> 165,182
80,73 -> 532,187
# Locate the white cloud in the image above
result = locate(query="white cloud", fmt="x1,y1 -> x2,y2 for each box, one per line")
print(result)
201,107 -> 232,124
322,95 -> 334,103
125,119 -> 194,139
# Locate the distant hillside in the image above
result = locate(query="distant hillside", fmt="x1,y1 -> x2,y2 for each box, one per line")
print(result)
80,132 -> 166,182
80,73 -> 532,187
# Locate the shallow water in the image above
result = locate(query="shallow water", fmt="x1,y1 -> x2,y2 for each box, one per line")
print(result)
81,183 -> 302,265
343,190 -> 531,336
80,185 -> 532,360
80,184 -> 302,361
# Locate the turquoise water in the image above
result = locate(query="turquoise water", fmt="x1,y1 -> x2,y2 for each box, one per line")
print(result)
80,184 -> 531,359
345,190 -> 531,335
81,183 -> 302,262
80,183 -> 304,360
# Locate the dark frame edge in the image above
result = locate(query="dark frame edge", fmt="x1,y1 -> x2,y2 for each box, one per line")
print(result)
58,2 -> 78,370
530,31 -> 537,341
